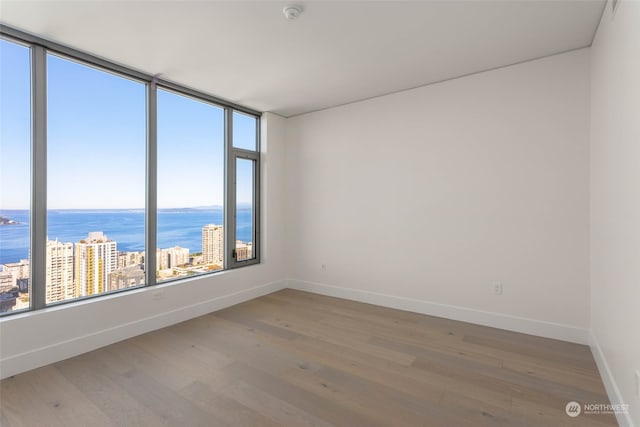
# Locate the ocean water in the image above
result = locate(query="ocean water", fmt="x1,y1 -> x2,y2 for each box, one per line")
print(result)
0,208 -> 253,265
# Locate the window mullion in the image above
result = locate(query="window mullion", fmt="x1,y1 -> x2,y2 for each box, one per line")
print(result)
31,45 -> 47,310
253,140 -> 260,264
145,81 -> 158,286
225,108 -> 236,269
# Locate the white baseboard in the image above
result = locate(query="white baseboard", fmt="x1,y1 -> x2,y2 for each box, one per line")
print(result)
0,280 -> 286,379
590,331 -> 636,427
287,279 -> 590,345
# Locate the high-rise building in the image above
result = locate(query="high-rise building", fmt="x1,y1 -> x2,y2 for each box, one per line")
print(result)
0,271 -> 14,293
234,241 -> 253,261
117,251 -> 145,269
0,271 -> 17,312
46,240 -> 74,303
75,232 -> 117,297
202,224 -> 223,265
157,246 -> 190,270
1,259 -> 29,290
108,265 -> 145,291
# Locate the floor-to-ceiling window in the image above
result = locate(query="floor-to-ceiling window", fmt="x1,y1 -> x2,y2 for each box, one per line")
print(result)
0,28 -> 261,316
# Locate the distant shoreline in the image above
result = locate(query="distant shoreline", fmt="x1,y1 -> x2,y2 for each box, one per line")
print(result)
0,216 -> 20,226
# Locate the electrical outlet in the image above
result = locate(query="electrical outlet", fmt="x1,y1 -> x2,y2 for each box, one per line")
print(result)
635,370 -> 640,398
493,283 -> 503,295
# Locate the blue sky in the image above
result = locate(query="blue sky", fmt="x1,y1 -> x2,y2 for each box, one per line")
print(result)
0,38 -> 256,210
0,39 -> 31,210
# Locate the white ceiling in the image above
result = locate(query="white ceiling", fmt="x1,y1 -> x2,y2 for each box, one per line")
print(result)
0,0 -> 605,117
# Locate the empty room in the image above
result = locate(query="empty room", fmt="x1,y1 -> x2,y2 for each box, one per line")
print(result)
0,0 -> 638,426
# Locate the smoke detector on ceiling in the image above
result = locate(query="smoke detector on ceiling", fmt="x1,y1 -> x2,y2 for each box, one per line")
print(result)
283,5 -> 303,20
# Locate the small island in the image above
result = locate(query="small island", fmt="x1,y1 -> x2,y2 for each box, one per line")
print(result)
0,216 -> 20,225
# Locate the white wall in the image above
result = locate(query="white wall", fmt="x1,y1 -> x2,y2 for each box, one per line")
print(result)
286,49 -> 591,343
0,112 -> 288,379
590,1 -> 640,425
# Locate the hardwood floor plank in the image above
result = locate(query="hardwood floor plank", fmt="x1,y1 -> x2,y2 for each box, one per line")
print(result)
501,355 -> 607,394
438,390 -> 513,426
281,365 -> 432,427
258,312 -> 416,366
224,361 -> 386,427
192,314 -> 320,375
21,365 -> 114,427
290,334 -> 513,412
411,352 -> 608,406
369,335 -> 504,368
1,372 -> 64,427
463,333 -> 595,370
282,337 -> 446,404
101,340 -> 195,391
54,352 -> 169,427
178,380 -> 281,427
100,366 -> 213,426
218,378 -> 334,427
215,304 -> 307,340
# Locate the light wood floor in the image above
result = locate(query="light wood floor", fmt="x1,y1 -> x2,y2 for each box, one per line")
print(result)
1,289 -> 617,426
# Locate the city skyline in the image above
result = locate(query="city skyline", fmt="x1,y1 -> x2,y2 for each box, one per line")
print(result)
1,223 -> 253,312
0,207 -> 255,267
